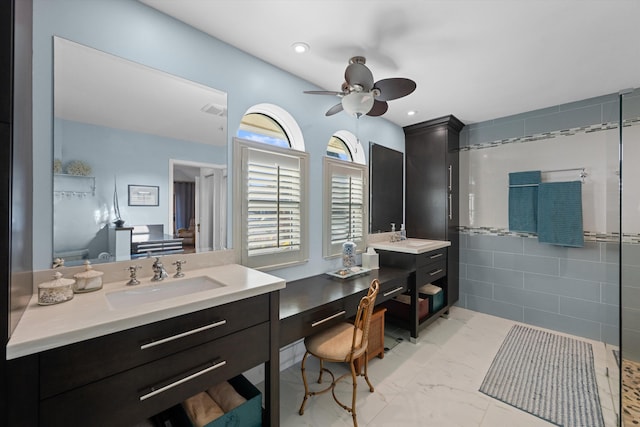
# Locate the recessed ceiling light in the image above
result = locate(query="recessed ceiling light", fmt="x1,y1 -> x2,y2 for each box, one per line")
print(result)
291,42 -> 310,54
407,110 -> 417,116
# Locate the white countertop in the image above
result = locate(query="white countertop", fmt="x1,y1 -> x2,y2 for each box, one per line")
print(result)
368,238 -> 451,254
6,264 -> 285,360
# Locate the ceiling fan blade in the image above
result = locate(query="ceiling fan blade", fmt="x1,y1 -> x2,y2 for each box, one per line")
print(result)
373,78 -> 416,101
304,90 -> 343,96
367,100 -> 388,117
325,103 -> 344,116
345,62 -> 374,91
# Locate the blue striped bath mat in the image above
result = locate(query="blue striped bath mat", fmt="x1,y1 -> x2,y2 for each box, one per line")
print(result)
479,324 -> 604,427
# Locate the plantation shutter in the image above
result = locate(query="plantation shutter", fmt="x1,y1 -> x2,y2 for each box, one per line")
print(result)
324,158 -> 367,257
239,141 -> 308,269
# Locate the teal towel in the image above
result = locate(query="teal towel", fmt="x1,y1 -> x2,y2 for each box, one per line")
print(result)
508,171 -> 541,233
537,181 -> 584,247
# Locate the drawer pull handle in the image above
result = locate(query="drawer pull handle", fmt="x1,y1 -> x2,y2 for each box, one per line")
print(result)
140,320 -> 227,350
383,286 -> 404,297
139,360 -> 227,401
429,269 -> 443,276
311,310 -> 346,327
429,253 -> 443,259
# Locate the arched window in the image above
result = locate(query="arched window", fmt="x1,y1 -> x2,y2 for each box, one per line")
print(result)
237,113 -> 290,148
327,135 -> 352,161
323,131 -> 368,258
236,103 -> 305,151
234,104 -> 308,269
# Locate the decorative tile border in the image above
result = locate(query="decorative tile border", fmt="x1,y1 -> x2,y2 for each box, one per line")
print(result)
457,226 -> 640,244
459,117 -> 640,152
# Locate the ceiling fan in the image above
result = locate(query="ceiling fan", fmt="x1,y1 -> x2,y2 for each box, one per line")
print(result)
304,56 -> 416,118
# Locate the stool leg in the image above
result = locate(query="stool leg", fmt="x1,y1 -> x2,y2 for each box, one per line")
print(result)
349,360 -> 359,427
317,358 -> 325,383
299,351 -> 311,415
363,349 -> 374,392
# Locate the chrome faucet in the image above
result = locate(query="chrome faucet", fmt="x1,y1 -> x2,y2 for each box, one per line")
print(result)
126,265 -> 142,285
151,257 -> 169,281
172,260 -> 187,278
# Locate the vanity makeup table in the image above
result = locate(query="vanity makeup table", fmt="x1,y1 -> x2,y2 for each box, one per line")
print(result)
279,267 -> 411,347
279,239 -> 452,345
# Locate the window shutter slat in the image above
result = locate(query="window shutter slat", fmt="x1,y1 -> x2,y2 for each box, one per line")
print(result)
246,150 -> 302,257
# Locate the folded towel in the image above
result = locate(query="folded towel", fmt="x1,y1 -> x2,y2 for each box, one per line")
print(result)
508,171 -> 541,232
207,381 -> 247,413
419,284 -> 442,295
537,181 -> 584,247
182,392 -> 224,427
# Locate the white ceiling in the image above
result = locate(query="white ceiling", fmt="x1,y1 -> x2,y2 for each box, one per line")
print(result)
141,0 -> 640,127
54,37 -> 228,146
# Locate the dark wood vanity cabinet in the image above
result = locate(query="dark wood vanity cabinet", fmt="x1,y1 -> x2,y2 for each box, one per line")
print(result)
8,292 -> 280,427
378,247 -> 449,340
404,115 -> 464,308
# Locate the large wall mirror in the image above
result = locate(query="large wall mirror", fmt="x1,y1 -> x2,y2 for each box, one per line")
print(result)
369,143 -> 403,233
53,37 -> 228,266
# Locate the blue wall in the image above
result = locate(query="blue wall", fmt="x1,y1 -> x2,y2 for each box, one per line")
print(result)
33,0 -> 404,274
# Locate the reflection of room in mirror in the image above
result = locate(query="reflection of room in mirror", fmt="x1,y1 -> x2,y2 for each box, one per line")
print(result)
52,36 -> 229,266
171,160 -> 227,255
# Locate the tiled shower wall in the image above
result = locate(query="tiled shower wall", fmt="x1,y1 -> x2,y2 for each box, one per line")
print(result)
455,92 -> 640,346
459,233 -> 619,344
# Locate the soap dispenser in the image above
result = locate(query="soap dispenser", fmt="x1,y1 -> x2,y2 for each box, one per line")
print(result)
400,224 -> 407,240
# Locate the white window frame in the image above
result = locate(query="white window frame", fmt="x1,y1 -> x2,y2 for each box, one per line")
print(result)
323,157 -> 368,258
234,137 -> 309,270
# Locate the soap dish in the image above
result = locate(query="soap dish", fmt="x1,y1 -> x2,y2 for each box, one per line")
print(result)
326,266 -> 371,280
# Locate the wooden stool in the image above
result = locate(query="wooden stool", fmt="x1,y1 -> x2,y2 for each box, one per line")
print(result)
354,307 -> 386,373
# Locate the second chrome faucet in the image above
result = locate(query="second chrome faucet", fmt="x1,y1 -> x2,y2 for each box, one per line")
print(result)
151,257 -> 169,281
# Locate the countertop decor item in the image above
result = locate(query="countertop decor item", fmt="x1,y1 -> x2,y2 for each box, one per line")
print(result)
38,271 -> 74,305
326,266 -> 371,280
342,239 -> 356,268
73,260 -> 104,293
65,159 -> 92,176
361,246 -> 379,269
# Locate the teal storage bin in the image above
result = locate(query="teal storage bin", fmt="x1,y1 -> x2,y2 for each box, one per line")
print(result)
153,375 -> 262,427
419,284 -> 444,313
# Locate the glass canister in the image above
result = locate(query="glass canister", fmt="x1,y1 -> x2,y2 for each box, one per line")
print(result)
342,240 -> 357,268
73,260 -> 104,293
38,271 -> 74,305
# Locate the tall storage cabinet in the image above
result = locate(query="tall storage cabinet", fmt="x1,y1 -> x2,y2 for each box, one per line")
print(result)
404,115 -> 464,308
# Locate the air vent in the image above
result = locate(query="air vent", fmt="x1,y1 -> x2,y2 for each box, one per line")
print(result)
201,103 -> 227,116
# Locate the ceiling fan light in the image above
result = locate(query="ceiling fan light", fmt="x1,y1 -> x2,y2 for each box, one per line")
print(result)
341,92 -> 374,118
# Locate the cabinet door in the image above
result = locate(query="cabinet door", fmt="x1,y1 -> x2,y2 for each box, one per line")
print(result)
405,127 -> 447,240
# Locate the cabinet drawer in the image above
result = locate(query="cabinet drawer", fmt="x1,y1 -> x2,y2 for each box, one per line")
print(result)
40,293 -> 269,399
416,260 -> 447,286
416,247 -> 447,268
40,322 -> 269,427
280,298 -> 353,347
376,277 -> 408,304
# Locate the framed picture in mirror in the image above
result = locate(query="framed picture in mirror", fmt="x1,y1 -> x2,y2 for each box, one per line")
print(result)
128,185 -> 159,206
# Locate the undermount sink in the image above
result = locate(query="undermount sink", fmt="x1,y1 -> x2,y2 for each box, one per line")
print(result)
368,238 -> 450,254
106,276 -> 225,310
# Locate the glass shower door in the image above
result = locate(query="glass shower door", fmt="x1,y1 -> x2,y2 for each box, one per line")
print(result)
621,87 -> 640,426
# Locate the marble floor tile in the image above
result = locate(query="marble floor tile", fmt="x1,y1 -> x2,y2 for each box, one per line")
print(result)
275,307 -> 621,426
